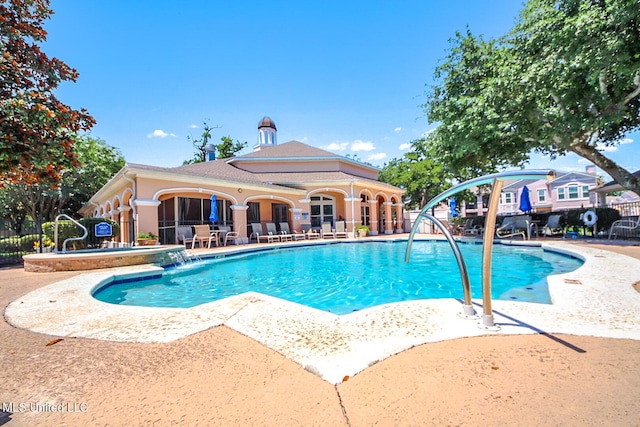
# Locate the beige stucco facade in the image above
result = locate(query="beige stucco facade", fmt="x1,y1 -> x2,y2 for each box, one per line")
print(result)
80,139 -> 405,244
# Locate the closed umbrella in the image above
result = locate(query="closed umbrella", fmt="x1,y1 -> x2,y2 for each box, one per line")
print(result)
450,197 -> 458,218
209,194 -> 218,224
519,186 -> 532,213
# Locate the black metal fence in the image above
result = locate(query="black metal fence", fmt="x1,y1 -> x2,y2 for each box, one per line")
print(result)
608,201 -> 640,240
0,220 -> 41,266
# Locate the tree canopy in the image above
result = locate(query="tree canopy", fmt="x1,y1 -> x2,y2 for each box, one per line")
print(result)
0,135 -> 125,226
1,0 -> 95,185
425,0 -> 640,195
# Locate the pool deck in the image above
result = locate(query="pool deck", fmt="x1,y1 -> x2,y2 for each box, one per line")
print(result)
5,236 -> 640,385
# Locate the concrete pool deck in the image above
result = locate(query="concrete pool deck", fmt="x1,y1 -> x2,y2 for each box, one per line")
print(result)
1,236 -> 640,425
5,237 -> 640,386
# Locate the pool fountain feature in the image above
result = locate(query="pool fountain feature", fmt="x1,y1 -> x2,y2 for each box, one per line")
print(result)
23,245 -> 191,272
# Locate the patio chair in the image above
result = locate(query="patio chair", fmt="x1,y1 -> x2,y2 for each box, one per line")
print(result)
496,216 -> 528,240
436,219 -> 457,236
218,226 -> 241,246
321,222 -> 335,239
177,225 -> 194,247
608,216 -> 640,240
542,214 -> 564,237
279,222 -> 305,241
191,224 -> 217,249
334,221 -> 348,238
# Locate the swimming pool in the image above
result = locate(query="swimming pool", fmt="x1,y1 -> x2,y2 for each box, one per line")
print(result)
92,241 -> 583,314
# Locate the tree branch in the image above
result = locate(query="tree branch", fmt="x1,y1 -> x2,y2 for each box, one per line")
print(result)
598,70 -> 608,96
620,73 -> 640,106
568,139 -> 640,196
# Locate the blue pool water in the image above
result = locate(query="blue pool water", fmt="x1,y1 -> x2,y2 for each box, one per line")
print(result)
93,241 -> 583,314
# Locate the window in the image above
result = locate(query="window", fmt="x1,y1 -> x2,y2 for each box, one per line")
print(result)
537,189 -> 546,202
568,185 -> 579,199
178,197 -> 233,226
582,185 -> 590,198
247,202 -> 260,223
310,195 -> 335,227
360,194 -> 370,226
500,192 -> 514,204
557,188 -> 566,200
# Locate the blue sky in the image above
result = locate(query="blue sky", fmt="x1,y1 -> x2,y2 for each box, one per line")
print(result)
44,1 -> 638,178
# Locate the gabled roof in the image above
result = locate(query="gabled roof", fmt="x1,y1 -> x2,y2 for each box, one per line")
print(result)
549,170 -> 597,185
231,140 -> 341,160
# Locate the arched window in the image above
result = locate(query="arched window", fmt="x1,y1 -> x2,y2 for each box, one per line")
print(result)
310,195 -> 335,227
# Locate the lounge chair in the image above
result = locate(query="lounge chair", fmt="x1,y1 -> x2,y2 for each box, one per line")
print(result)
302,223 -> 320,240
496,216 -> 529,240
191,224 -> 217,249
334,221 -> 348,238
542,214 -> 564,237
250,223 -> 279,243
321,222 -> 335,239
462,218 -> 481,236
608,216 -> 640,240
265,222 -> 282,242
279,222 -> 305,241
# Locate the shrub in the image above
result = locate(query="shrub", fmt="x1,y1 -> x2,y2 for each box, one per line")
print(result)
137,232 -> 157,239
18,234 -> 48,252
0,236 -> 21,253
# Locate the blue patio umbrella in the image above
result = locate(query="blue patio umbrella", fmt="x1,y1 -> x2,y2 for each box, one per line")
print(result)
209,194 -> 218,224
450,197 -> 458,217
519,185 -> 532,213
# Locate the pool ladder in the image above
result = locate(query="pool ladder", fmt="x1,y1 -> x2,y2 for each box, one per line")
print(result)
406,170 -> 556,330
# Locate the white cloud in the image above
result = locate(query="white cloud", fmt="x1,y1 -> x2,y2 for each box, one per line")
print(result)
422,127 -> 437,137
394,127 -> 402,133
620,137 -> 633,144
324,142 -> 349,151
367,152 -> 387,161
399,143 -> 412,150
596,143 -> 617,152
351,140 -> 376,152
298,136 -> 309,142
188,124 -> 198,129
147,129 -> 175,138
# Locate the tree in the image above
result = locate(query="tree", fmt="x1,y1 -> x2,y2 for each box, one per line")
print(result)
379,137 -> 454,209
425,0 -> 640,195
0,0 -> 95,185
0,135 -> 125,227
216,135 -> 247,159
183,121 -> 247,164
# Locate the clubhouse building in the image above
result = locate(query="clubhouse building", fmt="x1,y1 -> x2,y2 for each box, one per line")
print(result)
80,117 -> 405,244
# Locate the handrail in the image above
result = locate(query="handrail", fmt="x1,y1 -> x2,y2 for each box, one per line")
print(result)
420,213 -> 476,318
54,214 -> 88,253
406,170 -> 555,328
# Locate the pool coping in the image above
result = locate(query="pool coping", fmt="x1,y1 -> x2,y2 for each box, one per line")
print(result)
5,237 -> 640,384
